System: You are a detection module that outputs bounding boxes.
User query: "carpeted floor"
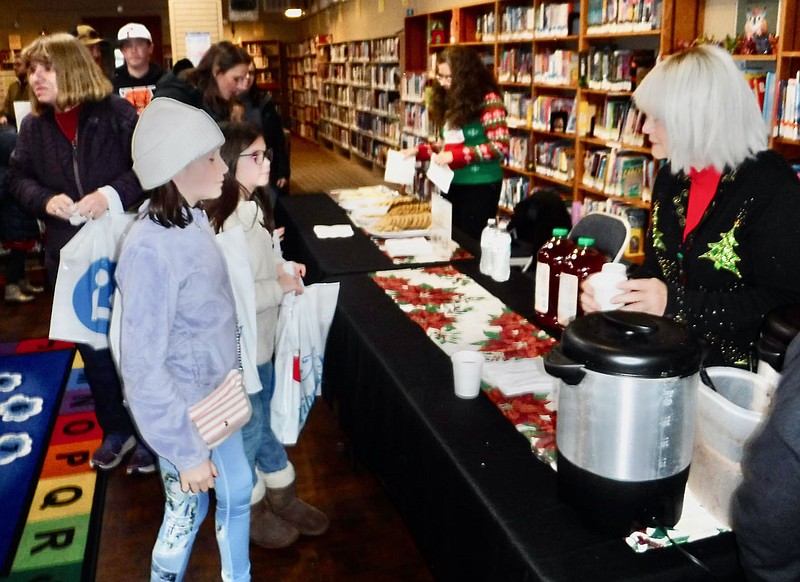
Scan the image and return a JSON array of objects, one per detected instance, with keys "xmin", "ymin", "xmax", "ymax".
[{"xmin": 0, "ymin": 340, "xmax": 105, "ymax": 582}]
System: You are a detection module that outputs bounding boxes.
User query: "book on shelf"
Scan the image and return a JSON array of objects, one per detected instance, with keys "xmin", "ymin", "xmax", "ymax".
[
  {"xmin": 534, "ymin": 49, "xmax": 579, "ymax": 86},
  {"xmin": 508, "ymin": 136, "xmax": 532, "ymax": 171},
  {"xmin": 401, "ymin": 73, "xmax": 427, "ymax": 100},
  {"xmin": 588, "ymin": 46, "xmax": 655, "ymax": 91},
  {"xmin": 477, "ymin": 11, "xmax": 497, "ymax": 41},
  {"xmin": 593, "ymin": 96, "xmax": 632, "ymax": 141},
  {"xmin": 586, "ymin": 0, "xmax": 662, "ymax": 34},
  {"xmin": 576, "ymin": 100, "xmax": 597, "ymax": 137},
  {"xmin": 532, "ymin": 96, "xmax": 575, "ymax": 133},
  {"xmin": 582, "ymin": 147, "xmax": 653, "ymax": 201},
  {"xmin": 499, "ymin": 5, "xmax": 535, "ymax": 40},
  {"xmin": 535, "ymin": 140, "xmax": 575, "ymax": 182},
  {"xmin": 505, "ymin": 92, "xmax": 534, "ymax": 128},
  {"xmin": 498, "ymin": 48, "xmax": 533, "ymax": 84},
  {"xmin": 500, "ymin": 176, "xmax": 530, "ymax": 209},
  {"xmin": 777, "ymin": 74, "xmax": 800, "ymax": 140},
  {"xmin": 534, "ymin": 2, "xmax": 578, "ymax": 38}
]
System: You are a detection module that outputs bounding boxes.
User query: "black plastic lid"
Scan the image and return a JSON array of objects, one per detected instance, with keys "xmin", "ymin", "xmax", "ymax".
[{"xmin": 561, "ymin": 311, "xmax": 702, "ymax": 378}]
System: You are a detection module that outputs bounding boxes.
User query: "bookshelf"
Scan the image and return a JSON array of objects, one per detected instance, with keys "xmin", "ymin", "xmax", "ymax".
[
  {"xmin": 242, "ymin": 40, "xmax": 287, "ymax": 124},
  {"xmin": 770, "ymin": 1, "xmax": 800, "ymax": 155},
  {"xmin": 401, "ymin": 0, "xmax": 705, "ymax": 261},
  {"xmin": 317, "ymin": 35, "xmax": 402, "ymax": 169},
  {"xmin": 287, "ymin": 35, "xmax": 330, "ymax": 141}
]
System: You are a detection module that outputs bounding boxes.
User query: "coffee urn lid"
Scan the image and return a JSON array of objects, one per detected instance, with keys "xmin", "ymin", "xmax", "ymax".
[{"xmin": 561, "ymin": 311, "xmax": 702, "ymax": 378}]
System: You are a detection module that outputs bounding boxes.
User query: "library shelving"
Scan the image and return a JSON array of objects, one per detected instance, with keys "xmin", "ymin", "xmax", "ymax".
[
  {"xmin": 242, "ymin": 40, "xmax": 287, "ymax": 125},
  {"xmin": 287, "ymin": 35, "xmax": 330, "ymax": 141},
  {"xmin": 770, "ymin": 1, "xmax": 800, "ymax": 156},
  {"xmin": 402, "ymin": 0, "xmax": 705, "ymax": 229},
  {"xmin": 317, "ymin": 36, "xmax": 402, "ymax": 169}
]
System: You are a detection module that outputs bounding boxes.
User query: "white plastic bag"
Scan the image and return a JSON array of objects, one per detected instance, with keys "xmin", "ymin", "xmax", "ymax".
[
  {"xmin": 271, "ymin": 281, "xmax": 340, "ymax": 445},
  {"xmin": 49, "ymin": 211, "xmax": 134, "ymax": 349}
]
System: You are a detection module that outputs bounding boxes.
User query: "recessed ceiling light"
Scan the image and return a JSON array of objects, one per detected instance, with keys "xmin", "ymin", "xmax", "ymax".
[{"xmin": 284, "ymin": 7, "xmax": 303, "ymax": 17}]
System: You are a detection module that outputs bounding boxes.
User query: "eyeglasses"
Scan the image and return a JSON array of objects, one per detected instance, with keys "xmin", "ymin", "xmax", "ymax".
[
  {"xmin": 435, "ymin": 74, "xmax": 452, "ymax": 82},
  {"xmin": 239, "ymin": 149, "xmax": 273, "ymax": 165}
]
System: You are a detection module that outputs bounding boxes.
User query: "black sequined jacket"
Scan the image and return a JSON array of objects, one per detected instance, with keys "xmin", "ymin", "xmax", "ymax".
[{"xmin": 633, "ymin": 150, "xmax": 800, "ymax": 367}]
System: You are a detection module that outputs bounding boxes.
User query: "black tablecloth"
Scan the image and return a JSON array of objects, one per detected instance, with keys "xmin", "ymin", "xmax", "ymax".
[
  {"xmin": 275, "ymin": 193, "xmax": 480, "ymax": 284},
  {"xmin": 321, "ymin": 265, "xmax": 743, "ymax": 581},
  {"xmin": 275, "ymin": 193, "xmax": 398, "ymax": 283}
]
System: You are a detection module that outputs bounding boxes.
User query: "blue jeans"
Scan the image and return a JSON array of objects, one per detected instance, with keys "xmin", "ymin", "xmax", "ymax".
[
  {"xmin": 241, "ymin": 361, "xmax": 289, "ymax": 486},
  {"xmin": 151, "ymin": 431, "xmax": 251, "ymax": 582}
]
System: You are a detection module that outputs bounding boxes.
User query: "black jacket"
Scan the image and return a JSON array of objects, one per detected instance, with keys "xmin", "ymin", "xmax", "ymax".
[
  {"xmin": 9, "ymin": 97, "xmax": 143, "ymax": 274},
  {"xmin": 112, "ymin": 62, "xmax": 164, "ymax": 95},
  {"xmin": 634, "ymin": 150, "xmax": 800, "ymax": 367},
  {"xmin": 733, "ymin": 334, "xmax": 800, "ymax": 581},
  {"xmin": 154, "ymin": 71, "xmax": 226, "ymax": 123},
  {"xmin": 0, "ymin": 129, "xmax": 39, "ymax": 242}
]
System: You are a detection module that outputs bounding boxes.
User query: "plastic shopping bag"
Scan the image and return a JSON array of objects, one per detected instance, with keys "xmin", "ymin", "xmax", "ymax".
[
  {"xmin": 272, "ymin": 281, "xmax": 340, "ymax": 445},
  {"xmin": 50, "ymin": 211, "xmax": 134, "ymax": 349}
]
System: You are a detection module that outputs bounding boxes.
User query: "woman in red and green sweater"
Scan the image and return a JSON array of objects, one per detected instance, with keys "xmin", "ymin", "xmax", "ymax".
[{"xmin": 403, "ymin": 46, "xmax": 509, "ymax": 241}]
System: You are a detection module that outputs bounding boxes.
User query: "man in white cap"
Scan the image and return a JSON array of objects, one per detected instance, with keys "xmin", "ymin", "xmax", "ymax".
[{"xmin": 113, "ymin": 22, "xmax": 164, "ymax": 114}]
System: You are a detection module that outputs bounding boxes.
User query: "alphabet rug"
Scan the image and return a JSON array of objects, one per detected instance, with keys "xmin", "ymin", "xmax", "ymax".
[{"xmin": 0, "ymin": 339, "xmax": 105, "ymax": 582}]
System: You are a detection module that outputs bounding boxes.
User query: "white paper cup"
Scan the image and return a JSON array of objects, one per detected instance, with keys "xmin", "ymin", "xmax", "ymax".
[{"xmin": 451, "ymin": 350, "xmax": 485, "ymax": 399}]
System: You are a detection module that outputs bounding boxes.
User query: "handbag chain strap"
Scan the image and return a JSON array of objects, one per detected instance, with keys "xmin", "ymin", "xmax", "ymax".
[{"xmin": 236, "ymin": 320, "xmax": 243, "ymax": 374}]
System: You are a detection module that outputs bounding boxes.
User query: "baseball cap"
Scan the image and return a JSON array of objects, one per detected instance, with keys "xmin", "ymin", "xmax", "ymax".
[
  {"xmin": 73, "ymin": 24, "xmax": 105, "ymax": 46},
  {"xmin": 117, "ymin": 23, "xmax": 152, "ymax": 44}
]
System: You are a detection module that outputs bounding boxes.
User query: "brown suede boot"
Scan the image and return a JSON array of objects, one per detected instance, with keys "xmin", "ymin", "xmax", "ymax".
[
  {"xmin": 249, "ymin": 499, "xmax": 300, "ymax": 549},
  {"xmin": 266, "ymin": 481, "xmax": 330, "ymax": 536}
]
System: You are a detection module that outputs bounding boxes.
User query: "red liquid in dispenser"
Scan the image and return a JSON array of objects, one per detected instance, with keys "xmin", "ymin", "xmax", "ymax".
[
  {"xmin": 534, "ymin": 227, "xmax": 575, "ymax": 330},
  {"xmin": 557, "ymin": 237, "xmax": 607, "ymax": 327}
]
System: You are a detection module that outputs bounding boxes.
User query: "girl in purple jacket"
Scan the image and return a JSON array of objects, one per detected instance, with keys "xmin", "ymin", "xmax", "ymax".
[{"xmin": 116, "ymin": 98, "xmax": 251, "ymax": 581}]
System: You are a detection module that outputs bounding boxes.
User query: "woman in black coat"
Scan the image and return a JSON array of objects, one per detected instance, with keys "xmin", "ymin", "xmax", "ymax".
[{"xmin": 10, "ymin": 33, "xmax": 152, "ymax": 474}]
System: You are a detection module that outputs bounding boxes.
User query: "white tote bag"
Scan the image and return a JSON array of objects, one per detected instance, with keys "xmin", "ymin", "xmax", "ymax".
[
  {"xmin": 272, "ymin": 281, "xmax": 340, "ymax": 445},
  {"xmin": 215, "ymin": 226, "xmax": 263, "ymax": 395},
  {"xmin": 49, "ymin": 211, "xmax": 134, "ymax": 350}
]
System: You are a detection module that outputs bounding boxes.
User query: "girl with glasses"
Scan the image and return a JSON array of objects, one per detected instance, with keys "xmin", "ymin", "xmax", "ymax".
[
  {"xmin": 205, "ymin": 122, "xmax": 329, "ymax": 549},
  {"xmin": 240, "ymin": 62, "xmax": 291, "ymax": 201}
]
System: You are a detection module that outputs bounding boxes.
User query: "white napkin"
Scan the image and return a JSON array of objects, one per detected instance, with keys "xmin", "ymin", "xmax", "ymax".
[
  {"xmin": 313, "ymin": 224, "xmax": 354, "ymax": 239},
  {"xmin": 481, "ymin": 357, "xmax": 556, "ymax": 398},
  {"xmin": 384, "ymin": 237, "xmax": 435, "ymax": 257}
]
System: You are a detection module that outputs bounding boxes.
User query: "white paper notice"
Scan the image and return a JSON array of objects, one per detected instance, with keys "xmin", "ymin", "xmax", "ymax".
[
  {"xmin": 383, "ymin": 150, "xmax": 416, "ymax": 185},
  {"xmin": 426, "ymin": 161, "xmax": 454, "ymax": 193}
]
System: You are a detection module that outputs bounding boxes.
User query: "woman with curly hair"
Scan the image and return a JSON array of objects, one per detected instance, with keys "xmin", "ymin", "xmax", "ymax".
[
  {"xmin": 154, "ymin": 40, "xmax": 251, "ymax": 123},
  {"xmin": 403, "ymin": 46, "xmax": 509, "ymax": 241}
]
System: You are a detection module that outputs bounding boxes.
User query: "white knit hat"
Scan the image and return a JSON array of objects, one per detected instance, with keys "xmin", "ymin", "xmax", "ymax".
[{"xmin": 132, "ymin": 98, "xmax": 224, "ymax": 190}]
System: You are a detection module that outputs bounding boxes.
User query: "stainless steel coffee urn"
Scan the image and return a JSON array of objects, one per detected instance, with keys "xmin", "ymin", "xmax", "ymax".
[{"xmin": 544, "ymin": 311, "xmax": 702, "ymax": 536}]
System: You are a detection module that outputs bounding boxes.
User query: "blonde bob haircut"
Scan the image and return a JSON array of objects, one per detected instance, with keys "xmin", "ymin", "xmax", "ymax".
[
  {"xmin": 633, "ymin": 44, "xmax": 768, "ymax": 175},
  {"xmin": 22, "ymin": 32, "xmax": 112, "ymax": 115}
]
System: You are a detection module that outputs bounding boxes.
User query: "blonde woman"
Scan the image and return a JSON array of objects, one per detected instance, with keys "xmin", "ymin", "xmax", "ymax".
[
  {"xmin": 9, "ymin": 33, "xmax": 152, "ymax": 473},
  {"xmin": 581, "ymin": 44, "xmax": 800, "ymax": 367}
]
